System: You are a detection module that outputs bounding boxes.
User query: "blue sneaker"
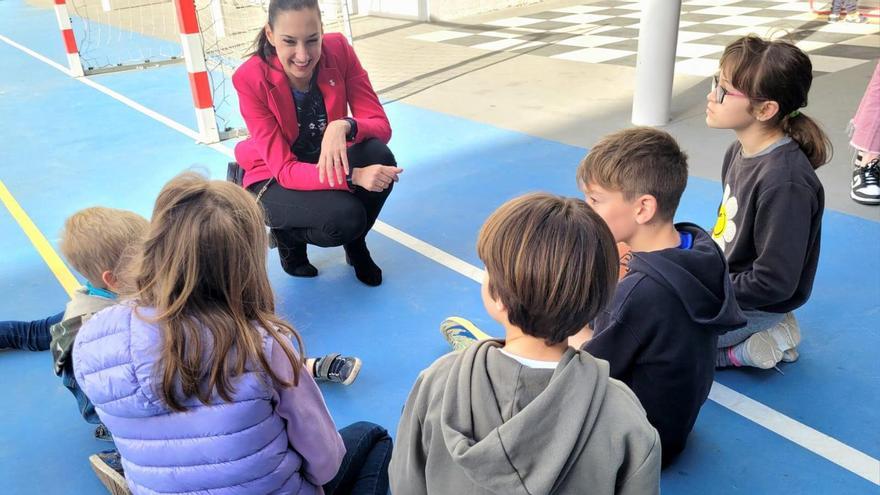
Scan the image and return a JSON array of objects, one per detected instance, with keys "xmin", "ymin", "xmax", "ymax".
[
  {"xmin": 89, "ymin": 450, "xmax": 130, "ymax": 495},
  {"xmin": 441, "ymin": 317, "xmax": 493, "ymax": 352},
  {"xmin": 314, "ymin": 353, "xmax": 362, "ymax": 386}
]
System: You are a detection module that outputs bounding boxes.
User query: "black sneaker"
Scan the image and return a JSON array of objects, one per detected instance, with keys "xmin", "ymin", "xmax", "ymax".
[
  {"xmin": 852, "ymin": 158, "xmax": 880, "ymax": 205},
  {"xmin": 314, "ymin": 353, "xmax": 362, "ymax": 385},
  {"xmin": 89, "ymin": 450, "xmax": 130, "ymax": 495}
]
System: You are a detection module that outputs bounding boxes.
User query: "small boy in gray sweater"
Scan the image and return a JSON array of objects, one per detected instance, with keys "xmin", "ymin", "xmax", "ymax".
[{"xmin": 390, "ymin": 193, "xmax": 661, "ymax": 495}]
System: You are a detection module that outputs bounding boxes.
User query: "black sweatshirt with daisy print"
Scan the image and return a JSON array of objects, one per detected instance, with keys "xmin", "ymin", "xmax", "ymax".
[{"xmin": 713, "ymin": 138, "xmax": 824, "ymax": 313}]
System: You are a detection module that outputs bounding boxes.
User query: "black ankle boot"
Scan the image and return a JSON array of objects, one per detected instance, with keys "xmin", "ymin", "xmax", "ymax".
[
  {"xmin": 278, "ymin": 236, "xmax": 318, "ymax": 278},
  {"xmin": 344, "ymin": 240, "xmax": 381, "ymax": 286}
]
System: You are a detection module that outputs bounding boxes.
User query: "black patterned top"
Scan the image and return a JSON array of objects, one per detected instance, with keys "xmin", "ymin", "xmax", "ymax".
[{"xmin": 290, "ymin": 69, "xmax": 328, "ymax": 164}]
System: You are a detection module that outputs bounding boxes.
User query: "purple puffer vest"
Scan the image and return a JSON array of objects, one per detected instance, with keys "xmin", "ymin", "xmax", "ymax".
[{"xmin": 73, "ymin": 304, "xmax": 308, "ymax": 494}]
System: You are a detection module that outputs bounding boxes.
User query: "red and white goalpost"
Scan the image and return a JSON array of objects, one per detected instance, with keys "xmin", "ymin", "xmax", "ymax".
[
  {"xmin": 51, "ymin": 0, "xmax": 354, "ymax": 144},
  {"xmin": 52, "ymin": 0, "xmax": 85, "ymax": 77},
  {"xmin": 175, "ymin": 0, "xmax": 221, "ymax": 143}
]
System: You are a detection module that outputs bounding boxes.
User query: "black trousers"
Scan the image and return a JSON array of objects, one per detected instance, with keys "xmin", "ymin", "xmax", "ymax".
[{"xmin": 249, "ymin": 139, "xmax": 396, "ymax": 249}]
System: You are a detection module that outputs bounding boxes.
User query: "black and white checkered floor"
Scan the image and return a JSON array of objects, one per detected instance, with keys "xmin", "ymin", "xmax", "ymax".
[{"xmin": 410, "ymin": 0, "xmax": 879, "ymax": 76}]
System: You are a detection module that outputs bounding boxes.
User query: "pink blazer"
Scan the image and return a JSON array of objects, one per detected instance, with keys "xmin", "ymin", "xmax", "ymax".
[{"xmin": 233, "ymin": 33, "xmax": 392, "ymax": 190}]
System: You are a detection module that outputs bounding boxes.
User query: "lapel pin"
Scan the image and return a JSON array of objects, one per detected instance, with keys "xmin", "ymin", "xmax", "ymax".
[{"xmin": 329, "ymin": 79, "xmax": 336, "ymax": 86}]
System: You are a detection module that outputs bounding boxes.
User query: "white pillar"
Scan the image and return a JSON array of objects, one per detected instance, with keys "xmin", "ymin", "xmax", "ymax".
[{"xmin": 631, "ymin": 0, "xmax": 682, "ymax": 127}]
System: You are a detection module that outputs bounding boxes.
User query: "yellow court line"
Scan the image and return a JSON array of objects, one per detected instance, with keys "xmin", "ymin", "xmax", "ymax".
[{"xmin": 0, "ymin": 179, "xmax": 78, "ymax": 297}]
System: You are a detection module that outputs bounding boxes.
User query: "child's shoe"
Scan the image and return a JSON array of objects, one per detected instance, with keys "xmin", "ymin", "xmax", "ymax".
[
  {"xmin": 766, "ymin": 312, "xmax": 801, "ymax": 354},
  {"xmin": 441, "ymin": 317, "xmax": 492, "ymax": 352},
  {"xmin": 828, "ymin": 13, "xmax": 840, "ymax": 22},
  {"xmin": 782, "ymin": 348, "xmax": 799, "ymax": 363},
  {"xmin": 313, "ymin": 353, "xmax": 362, "ymax": 385},
  {"xmin": 729, "ymin": 331, "xmax": 784, "ymax": 369},
  {"xmin": 89, "ymin": 450, "xmax": 130, "ymax": 495},
  {"xmin": 845, "ymin": 13, "xmax": 867, "ymax": 23},
  {"xmin": 94, "ymin": 423, "xmax": 113, "ymax": 442}
]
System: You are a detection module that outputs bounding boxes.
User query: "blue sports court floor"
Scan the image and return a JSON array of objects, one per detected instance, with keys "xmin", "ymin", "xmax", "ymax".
[{"xmin": 1, "ymin": 1, "xmax": 878, "ymax": 493}]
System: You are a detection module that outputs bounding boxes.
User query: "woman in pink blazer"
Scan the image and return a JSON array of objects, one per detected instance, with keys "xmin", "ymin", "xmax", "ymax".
[{"xmin": 234, "ymin": 0, "xmax": 403, "ymax": 286}]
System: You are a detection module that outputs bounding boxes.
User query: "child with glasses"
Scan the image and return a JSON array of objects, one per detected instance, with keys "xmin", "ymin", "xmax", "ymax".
[{"xmin": 706, "ymin": 35, "xmax": 830, "ymax": 370}]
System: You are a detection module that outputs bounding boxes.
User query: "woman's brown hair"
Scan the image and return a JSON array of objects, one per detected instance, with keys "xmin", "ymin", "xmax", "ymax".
[
  {"xmin": 250, "ymin": 0, "xmax": 321, "ymax": 63},
  {"xmin": 720, "ymin": 35, "xmax": 832, "ymax": 169},
  {"xmin": 134, "ymin": 172, "xmax": 304, "ymax": 411},
  {"xmin": 477, "ymin": 193, "xmax": 618, "ymax": 345}
]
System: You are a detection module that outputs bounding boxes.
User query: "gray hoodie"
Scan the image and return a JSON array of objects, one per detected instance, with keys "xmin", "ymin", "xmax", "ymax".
[{"xmin": 390, "ymin": 340, "xmax": 661, "ymax": 495}]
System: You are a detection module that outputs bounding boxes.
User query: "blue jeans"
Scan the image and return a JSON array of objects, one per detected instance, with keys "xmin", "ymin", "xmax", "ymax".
[
  {"xmin": 0, "ymin": 311, "xmax": 63, "ymax": 351},
  {"xmin": 832, "ymin": 0, "xmax": 858, "ymax": 14},
  {"xmin": 324, "ymin": 421, "xmax": 392, "ymax": 495},
  {"xmin": 717, "ymin": 310, "xmax": 786, "ymax": 348},
  {"xmin": 61, "ymin": 366, "xmax": 101, "ymax": 425}
]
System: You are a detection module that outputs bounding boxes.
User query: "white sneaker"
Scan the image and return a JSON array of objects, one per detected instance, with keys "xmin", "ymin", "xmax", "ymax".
[
  {"xmin": 845, "ymin": 13, "xmax": 867, "ymax": 23},
  {"xmin": 766, "ymin": 312, "xmax": 802, "ymax": 353},
  {"xmin": 738, "ymin": 331, "xmax": 784, "ymax": 369},
  {"xmin": 828, "ymin": 13, "xmax": 840, "ymax": 22},
  {"xmin": 782, "ymin": 348, "xmax": 799, "ymax": 363}
]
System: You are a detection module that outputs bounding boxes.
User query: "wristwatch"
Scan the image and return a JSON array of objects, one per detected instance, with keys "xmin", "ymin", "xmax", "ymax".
[
  {"xmin": 346, "ymin": 169, "xmax": 355, "ymax": 191},
  {"xmin": 343, "ymin": 117, "xmax": 358, "ymax": 142}
]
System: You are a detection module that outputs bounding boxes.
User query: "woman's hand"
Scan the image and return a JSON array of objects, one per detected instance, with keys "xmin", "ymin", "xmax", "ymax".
[
  {"xmin": 352, "ymin": 165, "xmax": 403, "ymax": 192},
  {"xmin": 317, "ymin": 120, "xmax": 351, "ymax": 187}
]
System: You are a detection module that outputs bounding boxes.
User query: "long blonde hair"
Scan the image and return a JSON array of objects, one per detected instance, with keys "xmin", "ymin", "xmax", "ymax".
[{"xmin": 134, "ymin": 172, "xmax": 303, "ymax": 411}]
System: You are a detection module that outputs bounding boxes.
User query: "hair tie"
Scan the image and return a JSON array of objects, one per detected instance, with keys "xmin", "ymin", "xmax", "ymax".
[{"xmin": 789, "ymin": 110, "xmax": 800, "ymax": 118}]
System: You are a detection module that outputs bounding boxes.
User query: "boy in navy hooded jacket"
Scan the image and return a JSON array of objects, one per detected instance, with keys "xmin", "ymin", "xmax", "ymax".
[{"xmin": 575, "ymin": 128, "xmax": 746, "ymax": 465}]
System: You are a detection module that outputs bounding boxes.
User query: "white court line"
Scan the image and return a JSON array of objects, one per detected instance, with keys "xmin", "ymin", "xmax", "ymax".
[
  {"xmin": 710, "ymin": 383, "xmax": 880, "ymax": 485},
  {"xmin": 0, "ymin": 34, "xmax": 230, "ymax": 157},
  {"xmin": 2, "ymin": 31, "xmax": 879, "ymax": 487},
  {"xmin": 372, "ymin": 222, "xmax": 485, "ymax": 282}
]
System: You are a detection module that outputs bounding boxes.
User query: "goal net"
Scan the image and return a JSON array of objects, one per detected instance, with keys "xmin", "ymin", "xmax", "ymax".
[
  {"xmin": 67, "ymin": 0, "xmax": 184, "ymax": 74},
  {"xmin": 61, "ymin": 0, "xmax": 353, "ymax": 139}
]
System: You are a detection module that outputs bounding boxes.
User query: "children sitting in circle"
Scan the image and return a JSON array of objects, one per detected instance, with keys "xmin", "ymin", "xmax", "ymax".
[{"xmin": 1, "ymin": 31, "xmax": 834, "ymax": 494}]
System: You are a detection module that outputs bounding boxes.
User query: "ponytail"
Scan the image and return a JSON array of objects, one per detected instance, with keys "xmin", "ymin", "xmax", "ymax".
[
  {"xmin": 783, "ymin": 112, "xmax": 833, "ymax": 169},
  {"xmin": 250, "ymin": 28, "xmax": 274, "ymax": 62}
]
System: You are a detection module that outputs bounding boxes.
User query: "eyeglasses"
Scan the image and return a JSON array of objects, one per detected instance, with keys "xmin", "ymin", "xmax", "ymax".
[{"xmin": 711, "ymin": 75, "xmax": 747, "ymax": 104}]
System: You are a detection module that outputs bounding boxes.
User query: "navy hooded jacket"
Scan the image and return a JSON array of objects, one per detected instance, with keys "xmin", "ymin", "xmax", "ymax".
[{"xmin": 584, "ymin": 223, "xmax": 746, "ymax": 466}]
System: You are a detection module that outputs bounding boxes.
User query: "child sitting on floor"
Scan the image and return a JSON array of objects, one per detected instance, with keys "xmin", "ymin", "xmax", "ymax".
[
  {"xmin": 3, "ymin": 208, "xmax": 148, "ymax": 445},
  {"xmin": 443, "ymin": 128, "xmax": 746, "ymax": 466},
  {"xmin": 707, "ymin": 35, "xmax": 829, "ymax": 370},
  {"xmin": 74, "ymin": 173, "xmax": 392, "ymax": 495},
  {"xmin": 393, "ymin": 192, "xmax": 660, "ymax": 494}
]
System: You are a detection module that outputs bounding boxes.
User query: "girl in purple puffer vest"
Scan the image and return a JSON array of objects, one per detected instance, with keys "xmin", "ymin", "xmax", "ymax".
[{"xmin": 73, "ymin": 172, "xmax": 392, "ymax": 495}]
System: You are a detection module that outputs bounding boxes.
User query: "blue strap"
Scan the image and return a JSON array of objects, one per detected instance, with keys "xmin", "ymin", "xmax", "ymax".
[
  {"xmin": 678, "ymin": 231, "xmax": 694, "ymax": 250},
  {"xmin": 85, "ymin": 281, "xmax": 118, "ymax": 300}
]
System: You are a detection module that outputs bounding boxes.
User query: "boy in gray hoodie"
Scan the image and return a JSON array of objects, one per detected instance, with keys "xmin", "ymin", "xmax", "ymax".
[{"xmin": 390, "ymin": 193, "xmax": 661, "ymax": 495}]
